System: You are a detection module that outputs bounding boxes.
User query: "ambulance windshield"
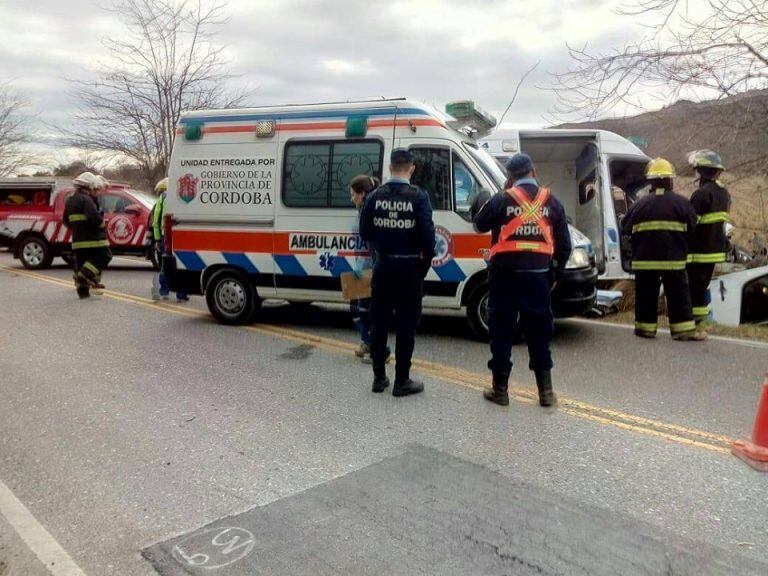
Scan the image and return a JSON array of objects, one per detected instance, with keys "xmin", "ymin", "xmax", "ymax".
[{"xmin": 463, "ymin": 142, "xmax": 506, "ymax": 192}]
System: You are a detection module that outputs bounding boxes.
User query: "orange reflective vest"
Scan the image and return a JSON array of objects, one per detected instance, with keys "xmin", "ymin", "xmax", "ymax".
[{"xmin": 489, "ymin": 186, "xmax": 555, "ymax": 258}]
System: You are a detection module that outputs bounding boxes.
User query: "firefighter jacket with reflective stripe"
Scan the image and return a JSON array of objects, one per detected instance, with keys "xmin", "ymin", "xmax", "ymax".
[
  {"xmin": 689, "ymin": 179, "xmax": 730, "ymax": 264},
  {"xmin": 63, "ymin": 190, "xmax": 109, "ymax": 250},
  {"xmin": 152, "ymin": 192, "xmax": 166, "ymax": 240},
  {"xmin": 473, "ymin": 181, "xmax": 571, "ymax": 272},
  {"xmin": 621, "ymin": 187, "xmax": 698, "ymax": 271}
]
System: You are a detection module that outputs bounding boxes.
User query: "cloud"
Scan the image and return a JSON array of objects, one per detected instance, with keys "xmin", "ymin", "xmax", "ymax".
[{"xmin": 0, "ymin": 0, "xmax": 653, "ymax": 162}]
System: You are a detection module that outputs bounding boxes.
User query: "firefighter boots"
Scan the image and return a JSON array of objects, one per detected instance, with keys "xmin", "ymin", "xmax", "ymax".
[
  {"xmin": 535, "ymin": 370, "xmax": 557, "ymax": 407},
  {"xmin": 392, "ymin": 377, "xmax": 424, "ymax": 397},
  {"xmin": 483, "ymin": 371, "xmax": 510, "ymax": 406},
  {"xmin": 672, "ymin": 329, "xmax": 708, "ymax": 342}
]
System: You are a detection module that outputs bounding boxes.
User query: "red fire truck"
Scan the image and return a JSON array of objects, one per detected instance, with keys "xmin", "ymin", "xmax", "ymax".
[{"xmin": 0, "ymin": 177, "xmax": 156, "ymax": 269}]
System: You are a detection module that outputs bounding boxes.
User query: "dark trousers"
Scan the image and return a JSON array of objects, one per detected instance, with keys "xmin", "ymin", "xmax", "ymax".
[
  {"xmin": 634, "ymin": 270, "xmax": 695, "ymax": 336},
  {"xmin": 369, "ymin": 259, "xmax": 423, "ymax": 381},
  {"xmin": 350, "ymin": 298, "xmax": 372, "ymax": 345},
  {"xmin": 687, "ymin": 263, "xmax": 715, "ymax": 324},
  {"xmin": 74, "ymin": 247, "xmax": 112, "ymax": 283},
  {"xmin": 487, "ymin": 266, "xmax": 554, "ymax": 375}
]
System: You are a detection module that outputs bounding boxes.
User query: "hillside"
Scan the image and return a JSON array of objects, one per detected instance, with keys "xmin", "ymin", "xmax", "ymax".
[{"xmin": 558, "ymin": 91, "xmax": 768, "ymax": 244}]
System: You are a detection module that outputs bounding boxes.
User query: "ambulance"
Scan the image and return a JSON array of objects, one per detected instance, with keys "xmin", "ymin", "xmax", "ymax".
[
  {"xmin": 163, "ymin": 98, "xmax": 600, "ymax": 339},
  {"xmin": 480, "ymin": 128, "xmax": 651, "ymax": 280}
]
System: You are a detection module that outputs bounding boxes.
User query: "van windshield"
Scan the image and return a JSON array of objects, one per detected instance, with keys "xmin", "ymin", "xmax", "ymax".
[{"xmin": 462, "ymin": 142, "xmax": 506, "ymax": 192}]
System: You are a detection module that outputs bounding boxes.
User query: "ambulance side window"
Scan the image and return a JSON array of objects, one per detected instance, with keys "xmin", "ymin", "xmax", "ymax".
[
  {"xmin": 452, "ymin": 154, "xmax": 479, "ymax": 213},
  {"xmin": 409, "ymin": 147, "xmax": 451, "ymax": 211},
  {"xmin": 283, "ymin": 139, "xmax": 383, "ymax": 208}
]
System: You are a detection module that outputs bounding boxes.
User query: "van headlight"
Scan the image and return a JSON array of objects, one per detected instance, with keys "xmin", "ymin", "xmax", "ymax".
[{"xmin": 566, "ymin": 247, "xmax": 591, "ymax": 269}]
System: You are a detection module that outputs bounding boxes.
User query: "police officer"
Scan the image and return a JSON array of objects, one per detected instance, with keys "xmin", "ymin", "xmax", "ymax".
[
  {"xmin": 359, "ymin": 149, "xmax": 435, "ymax": 396},
  {"xmin": 621, "ymin": 158, "xmax": 705, "ymax": 341},
  {"xmin": 472, "ymin": 153, "xmax": 571, "ymax": 407},
  {"xmin": 63, "ymin": 172, "xmax": 112, "ymax": 299},
  {"xmin": 686, "ymin": 150, "xmax": 731, "ymax": 326}
]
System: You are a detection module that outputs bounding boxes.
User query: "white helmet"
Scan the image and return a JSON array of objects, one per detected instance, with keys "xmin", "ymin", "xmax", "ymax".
[
  {"xmin": 72, "ymin": 171, "xmax": 100, "ymax": 190},
  {"xmin": 95, "ymin": 175, "xmax": 109, "ymax": 190}
]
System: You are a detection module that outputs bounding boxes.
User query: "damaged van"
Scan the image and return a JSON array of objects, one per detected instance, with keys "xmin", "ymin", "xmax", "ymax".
[{"xmin": 480, "ymin": 128, "xmax": 650, "ymax": 280}]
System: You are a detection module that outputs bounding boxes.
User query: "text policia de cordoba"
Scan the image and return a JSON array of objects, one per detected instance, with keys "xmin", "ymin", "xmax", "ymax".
[{"xmin": 181, "ymin": 158, "xmax": 274, "ymax": 205}]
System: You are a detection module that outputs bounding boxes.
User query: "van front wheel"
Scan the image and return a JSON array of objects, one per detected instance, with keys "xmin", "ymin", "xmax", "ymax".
[
  {"xmin": 466, "ymin": 281, "xmax": 490, "ymax": 342},
  {"xmin": 205, "ymin": 269, "xmax": 259, "ymax": 325}
]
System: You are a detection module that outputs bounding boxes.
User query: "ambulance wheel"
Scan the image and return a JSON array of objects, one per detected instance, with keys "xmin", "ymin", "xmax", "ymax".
[
  {"xmin": 466, "ymin": 281, "xmax": 490, "ymax": 342},
  {"xmin": 19, "ymin": 235, "xmax": 53, "ymax": 269},
  {"xmin": 205, "ymin": 269, "xmax": 259, "ymax": 325}
]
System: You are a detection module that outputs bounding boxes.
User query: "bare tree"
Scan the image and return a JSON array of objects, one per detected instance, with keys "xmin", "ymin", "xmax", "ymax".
[
  {"xmin": 0, "ymin": 84, "xmax": 33, "ymax": 176},
  {"xmin": 65, "ymin": 0, "xmax": 247, "ymax": 189},
  {"xmin": 552, "ymin": 0, "xmax": 768, "ymax": 123}
]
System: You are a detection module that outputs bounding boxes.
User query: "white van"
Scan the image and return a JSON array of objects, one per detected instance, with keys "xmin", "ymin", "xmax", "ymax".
[
  {"xmin": 163, "ymin": 99, "xmax": 599, "ymax": 339},
  {"xmin": 480, "ymin": 129, "xmax": 650, "ymax": 280}
]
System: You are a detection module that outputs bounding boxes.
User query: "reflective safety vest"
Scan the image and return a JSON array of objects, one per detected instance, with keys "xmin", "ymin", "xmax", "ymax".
[{"xmin": 490, "ymin": 186, "xmax": 554, "ymax": 258}]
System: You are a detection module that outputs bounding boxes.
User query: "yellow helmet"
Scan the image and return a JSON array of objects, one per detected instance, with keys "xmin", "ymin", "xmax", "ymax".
[
  {"xmin": 154, "ymin": 177, "xmax": 168, "ymax": 194},
  {"xmin": 646, "ymin": 158, "xmax": 675, "ymax": 180}
]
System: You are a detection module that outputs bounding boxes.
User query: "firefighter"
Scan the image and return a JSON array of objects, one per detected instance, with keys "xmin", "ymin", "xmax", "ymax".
[
  {"xmin": 151, "ymin": 177, "xmax": 188, "ymax": 302},
  {"xmin": 687, "ymin": 150, "xmax": 731, "ymax": 326},
  {"xmin": 359, "ymin": 148, "xmax": 435, "ymax": 396},
  {"xmin": 471, "ymin": 153, "xmax": 571, "ymax": 407},
  {"xmin": 63, "ymin": 172, "xmax": 112, "ymax": 299},
  {"xmin": 621, "ymin": 158, "xmax": 705, "ymax": 340}
]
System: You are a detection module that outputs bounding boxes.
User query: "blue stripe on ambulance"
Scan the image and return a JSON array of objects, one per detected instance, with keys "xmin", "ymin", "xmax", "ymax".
[
  {"xmin": 178, "ymin": 107, "xmax": 429, "ymax": 125},
  {"xmin": 273, "ymin": 255, "xmax": 307, "ymax": 276},
  {"xmin": 223, "ymin": 252, "xmax": 259, "ymax": 274},
  {"xmin": 433, "ymin": 260, "xmax": 467, "ymax": 283},
  {"xmin": 329, "ymin": 257, "xmax": 353, "ymax": 277},
  {"xmin": 176, "ymin": 250, "xmax": 206, "ymax": 271}
]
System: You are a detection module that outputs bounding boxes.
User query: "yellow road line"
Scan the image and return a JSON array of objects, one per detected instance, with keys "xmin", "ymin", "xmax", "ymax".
[{"xmin": 0, "ymin": 265, "xmax": 735, "ymax": 454}]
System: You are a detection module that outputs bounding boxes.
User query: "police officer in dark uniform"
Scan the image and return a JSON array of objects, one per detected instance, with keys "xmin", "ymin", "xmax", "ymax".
[
  {"xmin": 686, "ymin": 150, "xmax": 731, "ymax": 327},
  {"xmin": 63, "ymin": 172, "xmax": 112, "ymax": 299},
  {"xmin": 621, "ymin": 158, "xmax": 705, "ymax": 341},
  {"xmin": 472, "ymin": 153, "xmax": 571, "ymax": 407},
  {"xmin": 359, "ymin": 149, "xmax": 436, "ymax": 396}
]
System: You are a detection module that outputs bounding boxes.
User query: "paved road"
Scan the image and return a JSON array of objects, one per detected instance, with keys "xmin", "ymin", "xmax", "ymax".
[{"xmin": 1, "ymin": 251, "xmax": 767, "ymax": 575}]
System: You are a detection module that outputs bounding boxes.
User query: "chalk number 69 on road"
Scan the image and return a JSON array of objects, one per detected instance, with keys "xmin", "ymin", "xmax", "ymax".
[{"xmin": 172, "ymin": 526, "xmax": 256, "ymax": 570}]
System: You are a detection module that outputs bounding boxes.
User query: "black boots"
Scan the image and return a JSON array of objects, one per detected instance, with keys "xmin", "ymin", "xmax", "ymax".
[
  {"xmin": 392, "ymin": 377, "xmax": 424, "ymax": 397},
  {"xmin": 534, "ymin": 370, "xmax": 557, "ymax": 407},
  {"xmin": 372, "ymin": 367, "xmax": 390, "ymax": 393},
  {"xmin": 483, "ymin": 371, "xmax": 510, "ymax": 406}
]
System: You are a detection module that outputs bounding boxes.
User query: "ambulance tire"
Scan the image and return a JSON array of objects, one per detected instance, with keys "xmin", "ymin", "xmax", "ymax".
[
  {"xmin": 466, "ymin": 281, "xmax": 490, "ymax": 342},
  {"xmin": 205, "ymin": 269, "xmax": 259, "ymax": 325},
  {"xmin": 18, "ymin": 235, "xmax": 53, "ymax": 270}
]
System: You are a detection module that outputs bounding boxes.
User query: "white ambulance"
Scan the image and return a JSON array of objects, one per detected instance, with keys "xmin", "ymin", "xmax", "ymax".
[
  {"xmin": 163, "ymin": 98, "xmax": 599, "ymax": 339},
  {"xmin": 480, "ymin": 128, "xmax": 651, "ymax": 280}
]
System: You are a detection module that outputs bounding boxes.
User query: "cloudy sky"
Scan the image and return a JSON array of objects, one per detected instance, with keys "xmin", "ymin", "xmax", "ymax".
[{"xmin": 0, "ymin": 0, "xmax": 682, "ymax": 165}]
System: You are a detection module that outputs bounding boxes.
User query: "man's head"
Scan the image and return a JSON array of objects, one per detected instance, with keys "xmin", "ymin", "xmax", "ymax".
[
  {"xmin": 389, "ymin": 148, "xmax": 415, "ymax": 179},
  {"xmin": 688, "ymin": 149, "xmax": 724, "ymax": 181},
  {"xmin": 72, "ymin": 171, "xmax": 100, "ymax": 195},
  {"xmin": 505, "ymin": 153, "xmax": 535, "ymax": 181},
  {"xmin": 645, "ymin": 157, "xmax": 675, "ymax": 191},
  {"xmin": 154, "ymin": 177, "xmax": 169, "ymax": 196}
]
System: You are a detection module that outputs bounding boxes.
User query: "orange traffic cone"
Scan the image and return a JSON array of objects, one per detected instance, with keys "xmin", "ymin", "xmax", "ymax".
[{"xmin": 732, "ymin": 373, "xmax": 768, "ymax": 472}]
